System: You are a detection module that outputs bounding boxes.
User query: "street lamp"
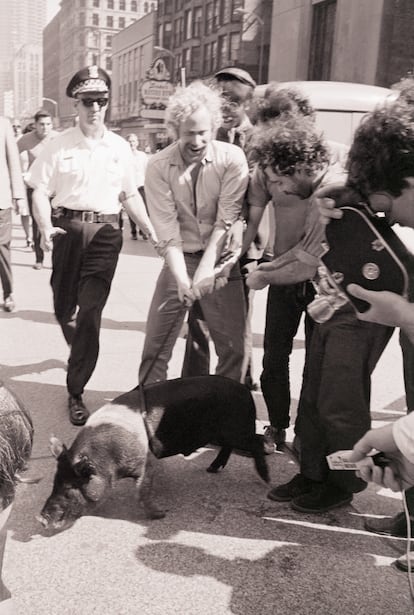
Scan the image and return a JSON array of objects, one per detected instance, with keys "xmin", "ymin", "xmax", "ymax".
[
  {"xmin": 234, "ymin": 7, "xmax": 265, "ymax": 85},
  {"xmin": 154, "ymin": 45, "xmax": 186, "ymax": 87}
]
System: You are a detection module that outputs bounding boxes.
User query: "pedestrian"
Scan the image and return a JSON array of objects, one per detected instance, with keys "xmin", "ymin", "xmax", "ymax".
[
  {"xmin": 182, "ymin": 66, "xmax": 267, "ymax": 390},
  {"xmin": 27, "ymin": 65, "xmax": 157, "ymax": 426},
  {"xmin": 0, "ymin": 117, "xmax": 27, "ymax": 313},
  {"xmin": 11, "ymin": 118, "xmax": 32, "ymax": 250},
  {"xmin": 316, "ymin": 99, "xmax": 414, "ymax": 567},
  {"xmin": 139, "ymin": 81, "xmax": 248, "ymax": 385},
  {"xmin": 10, "ymin": 120, "xmax": 22, "ymax": 140},
  {"xmin": 18, "ymin": 109, "xmax": 57, "ymax": 270},
  {"xmin": 244, "ymin": 84, "xmax": 349, "ymax": 454},
  {"xmin": 0, "ymin": 382, "xmax": 33, "ymax": 614},
  {"xmin": 123, "ymin": 133, "xmax": 149, "ymax": 240},
  {"xmin": 263, "ymin": 105, "xmax": 403, "ymax": 512}
]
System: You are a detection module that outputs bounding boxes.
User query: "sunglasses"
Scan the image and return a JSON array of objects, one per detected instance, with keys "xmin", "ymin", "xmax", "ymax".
[
  {"xmin": 80, "ymin": 98, "xmax": 109, "ymax": 108},
  {"xmin": 12, "ymin": 124, "xmax": 21, "ymax": 128}
]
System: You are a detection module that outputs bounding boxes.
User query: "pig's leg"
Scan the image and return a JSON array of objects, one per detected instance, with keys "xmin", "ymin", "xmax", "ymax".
[
  {"xmin": 136, "ymin": 453, "xmax": 165, "ymax": 520},
  {"xmin": 207, "ymin": 446, "xmax": 232, "ymax": 473}
]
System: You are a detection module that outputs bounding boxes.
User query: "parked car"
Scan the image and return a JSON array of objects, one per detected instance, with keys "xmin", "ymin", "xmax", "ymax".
[{"xmin": 254, "ymin": 80, "xmax": 398, "ymax": 144}]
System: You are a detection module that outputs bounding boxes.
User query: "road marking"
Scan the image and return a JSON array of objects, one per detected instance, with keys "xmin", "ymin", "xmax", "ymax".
[{"xmin": 262, "ymin": 515, "xmax": 407, "ymax": 541}]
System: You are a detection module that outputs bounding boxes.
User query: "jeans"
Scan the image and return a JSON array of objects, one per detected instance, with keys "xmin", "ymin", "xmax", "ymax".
[
  {"xmin": 51, "ymin": 216, "xmax": 122, "ymax": 396},
  {"xmin": 260, "ymin": 282, "xmax": 315, "ymax": 429},
  {"xmin": 139, "ymin": 255, "xmax": 247, "ymax": 385},
  {"xmin": 299, "ymin": 306, "xmax": 393, "ymax": 493}
]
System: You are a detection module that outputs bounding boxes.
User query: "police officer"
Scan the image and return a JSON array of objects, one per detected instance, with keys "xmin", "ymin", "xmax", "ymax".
[{"xmin": 28, "ymin": 66, "xmax": 157, "ymax": 425}]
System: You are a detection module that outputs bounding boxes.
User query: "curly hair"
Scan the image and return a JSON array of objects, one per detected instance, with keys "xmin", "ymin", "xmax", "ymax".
[
  {"xmin": 347, "ymin": 101, "xmax": 414, "ymax": 197},
  {"xmin": 250, "ymin": 83, "xmax": 316, "ymax": 125},
  {"xmin": 0, "ymin": 384, "xmax": 33, "ymax": 509},
  {"xmin": 165, "ymin": 81, "xmax": 223, "ymax": 139},
  {"xmin": 248, "ymin": 115, "xmax": 328, "ymax": 176}
]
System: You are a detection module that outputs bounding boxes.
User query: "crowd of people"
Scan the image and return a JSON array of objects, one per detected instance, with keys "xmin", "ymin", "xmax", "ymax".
[{"xmin": 3, "ymin": 62, "xmax": 414, "ymax": 610}]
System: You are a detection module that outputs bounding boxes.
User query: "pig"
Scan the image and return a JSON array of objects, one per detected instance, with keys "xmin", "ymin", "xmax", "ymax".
[{"xmin": 39, "ymin": 375, "xmax": 268, "ymax": 530}]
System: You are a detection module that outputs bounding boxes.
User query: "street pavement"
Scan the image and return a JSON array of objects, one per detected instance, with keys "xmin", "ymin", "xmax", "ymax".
[{"xmin": 1, "ymin": 214, "xmax": 414, "ymax": 614}]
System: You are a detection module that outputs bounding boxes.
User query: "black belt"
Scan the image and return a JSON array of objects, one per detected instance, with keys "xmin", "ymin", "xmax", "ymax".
[
  {"xmin": 184, "ymin": 250, "xmax": 204, "ymax": 257},
  {"xmin": 61, "ymin": 208, "xmax": 119, "ymax": 224}
]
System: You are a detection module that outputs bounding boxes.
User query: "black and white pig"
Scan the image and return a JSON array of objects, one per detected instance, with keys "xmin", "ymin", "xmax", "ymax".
[{"xmin": 39, "ymin": 376, "xmax": 269, "ymax": 530}]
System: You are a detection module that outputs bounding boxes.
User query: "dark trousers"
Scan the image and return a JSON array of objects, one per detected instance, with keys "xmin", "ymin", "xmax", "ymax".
[
  {"xmin": 181, "ymin": 257, "xmax": 255, "ymax": 383},
  {"xmin": 51, "ymin": 216, "xmax": 122, "ymax": 396},
  {"xmin": 399, "ymin": 329, "xmax": 414, "ymax": 515},
  {"xmin": 298, "ymin": 307, "xmax": 393, "ymax": 493},
  {"xmin": 27, "ymin": 188, "xmax": 44, "ymax": 264},
  {"xmin": 260, "ymin": 282, "xmax": 315, "ymax": 429},
  {"xmin": 0, "ymin": 208, "xmax": 12, "ymax": 299}
]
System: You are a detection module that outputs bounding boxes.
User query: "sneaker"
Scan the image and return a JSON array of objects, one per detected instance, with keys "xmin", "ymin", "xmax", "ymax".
[
  {"xmin": 364, "ymin": 512, "xmax": 414, "ymax": 537},
  {"xmin": 291, "ymin": 482, "xmax": 352, "ymax": 513},
  {"xmin": 395, "ymin": 552, "xmax": 414, "ymax": 572},
  {"xmin": 3, "ymin": 295, "xmax": 15, "ymax": 312},
  {"xmin": 267, "ymin": 473, "xmax": 316, "ymax": 502},
  {"xmin": 263, "ymin": 426, "xmax": 286, "ymax": 454},
  {"xmin": 68, "ymin": 394, "xmax": 89, "ymax": 426}
]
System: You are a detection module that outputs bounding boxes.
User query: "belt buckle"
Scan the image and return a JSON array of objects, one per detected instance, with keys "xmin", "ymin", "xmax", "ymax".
[{"xmin": 81, "ymin": 211, "xmax": 95, "ymax": 223}]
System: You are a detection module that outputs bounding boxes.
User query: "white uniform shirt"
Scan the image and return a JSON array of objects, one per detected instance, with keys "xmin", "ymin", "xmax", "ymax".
[
  {"xmin": 132, "ymin": 149, "xmax": 149, "ymax": 188},
  {"xmin": 27, "ymin": 126, "xmax": 137, "ymax": 214},
  {"xmin": 393, "ymin": 412, "xmax": 414, "ymax": 464}
]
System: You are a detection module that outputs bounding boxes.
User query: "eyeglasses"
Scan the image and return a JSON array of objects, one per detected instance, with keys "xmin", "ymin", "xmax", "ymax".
[{"xmin": 80, "ymin": 98, "xmax": 109, "ymax": 108}]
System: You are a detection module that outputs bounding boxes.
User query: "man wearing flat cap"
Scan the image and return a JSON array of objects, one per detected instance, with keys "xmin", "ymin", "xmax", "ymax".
[{"xmin": 27, "ymin": 65, "xmax": 157, "ymax": 426}]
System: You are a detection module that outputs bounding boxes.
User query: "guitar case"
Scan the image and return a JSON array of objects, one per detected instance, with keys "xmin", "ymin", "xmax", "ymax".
[{"xmin": 320, "ymin": 188, "xmax": 412, "ymax": 313}]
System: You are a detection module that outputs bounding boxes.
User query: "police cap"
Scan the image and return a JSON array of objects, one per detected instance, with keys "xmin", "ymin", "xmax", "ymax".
[
  {"xmin": 66, "ymin": 65, "xmax": 111, "ymax": 98},
  {"xmin": 214, "ymin": 67, "xmax": 256, "ymax": 89}
]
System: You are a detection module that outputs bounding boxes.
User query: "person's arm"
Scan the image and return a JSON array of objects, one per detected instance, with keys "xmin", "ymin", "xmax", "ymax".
[
  {"xmin": 346, "ymin": 285, "xmax": 414, "ymax": 341},
  {"xmin": 32, "ymin": 186, "xmax": 65, "ymax": 251},
  {"xmin": 120, "ymin": 191, "xmax": 157, "ymax": 244},
  {"xmin": 348, "ymin": 416, "xmax": 414, "ymax": 491},
  {"xmin": 246, "ymin": 200, "xmax": 324, "ymax": 289}
]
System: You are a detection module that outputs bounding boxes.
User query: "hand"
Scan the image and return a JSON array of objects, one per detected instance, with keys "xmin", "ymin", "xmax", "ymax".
[
  {"xmin": 12, "ymin": 198, "xmax": 22, "ymax": 214},
  {"xmin": 40, "ymin": 227, "xmax": 67, "ymax": 252},
  {"xmin": 348, "ymin": 425, "xmax": 414, "ymax": 491},
  {"xmin": 347, "ymin": 284, "xmax": 409, "ymax": 327},
  {"xmin": 224, "ymin": 219, "xmax": 244, "ymax": 254},
  {"xmin": 176, "ymin": 279, "xmax": 194, "ymax": 306},
  {"xmin": 314, "ymin": 197, "xmax": 343, "ymax": 226}
]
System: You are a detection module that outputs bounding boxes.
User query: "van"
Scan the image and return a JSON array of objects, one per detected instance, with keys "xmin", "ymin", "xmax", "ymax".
[{"xmin": 255, "ymin": 81, "xmax": 398, "ymax": 145}]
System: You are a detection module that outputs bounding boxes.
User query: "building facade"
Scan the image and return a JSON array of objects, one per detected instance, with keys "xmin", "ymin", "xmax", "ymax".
[
  {"xmin": 43, "ymin": 13, "xmax": 61, "ymax": 126},
  {"xmin": 50, "ymin": 0, "xmax": 157, "ymax": 127},
  {"xmin": 269, "ymin": 0, "xmax": 414, "ymax": 87},
  {"xmin": 0, "ymin": 0, "xmax": 47, "ymax": 118}
]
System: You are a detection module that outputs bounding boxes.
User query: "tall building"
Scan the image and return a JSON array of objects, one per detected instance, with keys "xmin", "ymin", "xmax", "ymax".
[
  {"xmin": 0, "ymin": 0, "xmax": 47, "ymax": 117},
  {"xmin": 52, "ymin": 0, "xmax": 157, "ymax": 127}
]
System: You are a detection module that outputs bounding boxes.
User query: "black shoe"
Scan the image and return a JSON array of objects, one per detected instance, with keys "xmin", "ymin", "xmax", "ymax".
[
  {"xmin": 3, "ymin": 294, "xmax": 15, "ymax": 312},
  {"xmin": 395, "ymin": 553, "xmax": 414, "ymax": 572},
  {"xmin": 131, "ymin": 233, "xmax": 138, "ymax": 240},
  {"xmin": 291, "ymin": 482, "xmax": 352, "ymax": 513},
  {"xmin": 68, "ymin": 394, "xmax": 89, "ymax": 426},
  {"xmin": 33, "ymin": 262, "xmax": 43, "ymax": 270},
  {"xmin": 364, "ymin": 512, "xmax": 414, "ymax": 537},
  {"xmin": 263, "ymin": 426, "xmax": 287, "ymax": 454},
  {"xmin": 267, "ymin": 473, "xmax": 316, "ymax": 502}
]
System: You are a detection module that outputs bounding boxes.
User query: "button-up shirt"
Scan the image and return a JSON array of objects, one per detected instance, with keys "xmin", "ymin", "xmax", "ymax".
[
  {"xmin": 144, "ymin": 140, "xmax": 249, "ymax": 256},
  {"xmin": 27, "ymin": 126, "xmax": 137, "ymax": 214}
]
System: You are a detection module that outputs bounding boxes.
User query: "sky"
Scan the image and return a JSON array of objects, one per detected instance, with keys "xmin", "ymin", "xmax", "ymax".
[{"xmin": 46, "ymin": 0, "xmax": 61, "ymax": 24}]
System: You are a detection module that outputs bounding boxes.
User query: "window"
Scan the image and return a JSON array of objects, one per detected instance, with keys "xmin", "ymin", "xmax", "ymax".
[
  {"xmin": 106, "ymin": 57, "xmax": 112, "ymax": 71},
  {"xmin": 79, "ymin": 0, "xmax": 85, "ymax": 6},
  {"xmin": 193, "ymin": 7, "xmax": 202, "ymax": 37},
  {"xmin": 92, "ymin": 13, "xmax": 99, "ymax": 25},
  {"xmin": 205, "ymin": 3, "xmax": 213, "ymax": 35},
  {"xmin": 107, "ymin": 15, "xmax": 113, "ymax": 27},
  {"xmin": 163, "ymin": 22, "xmax": 172, "ymax": 50},
  {"xmin": 144, "ymin": 1, "xmax": 148, "ymax": 11},
  {"xmin": 119, "ymin": 0, "xmax": 126, "ymax": 9},
  {"xmin": 119, "ymin": 16, "xmax": 125, "ymax": 27},
  {"xmin": 231, "ymin": 0, "xmax": 243, "ymax": 20},
  {"xmin": 93, "ymin": 0, "xmax": 99, "ymax": 6},
  {"xmin": 92, "ymin": 53, "xmax": 99, "ymax": 65},
  {"xmin": 107, "ymin": 0, "xmax": 114, "ymax": 7},
  {"xmin": 165, "ymin": 0, "xmax": 173, "ymax": 14},
  {"xmin": 211, "ymin": 40, "xmax": 217, "ymax": 73},
  {"xmin": 79, "ymin": 32, "xmax": 85, "ymax": 45},
  {"xmin": 191, "ymin": 45, "xmax": 200, "ymax": 73},
  {"xmin": 213, "ymin": 0, "xmax": 220, "ymax": 29},
  {"xmin": 218, "ymin": 34, "xmax": 228, "ymax": 65},
  {"xmin": 229, "ymin": 32, "xmax": 240, "ymax": 63},
  {"xmin": 308, "ymin": 0, "xmax": 337, "ymax": 80},
  {"xmin": 203, "ymin": 42, "xmax": 211, "ymax": 74},
  {"xmin": 79, "ymin": 12, "xmax": 85, "ymax": 25},
  {"xmin": 106, "ymin": 35, "xmax": 112, "ymax": 47},
  {"xmin": 131, "ymin": 0, "xmax": 137, "ymax": 9},
  {"xmin": 184, "ymin": 9, "xmax": 192, "ymax": 40}
]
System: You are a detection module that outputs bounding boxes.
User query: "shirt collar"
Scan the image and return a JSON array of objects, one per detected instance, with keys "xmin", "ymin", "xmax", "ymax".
[
  {"xmin": 170, "ymin": 141, "xmax": 214, "ymax": 167},
  {"xmin": 73, "ymin": 124, "xmax": 111, "ymax": 147}
]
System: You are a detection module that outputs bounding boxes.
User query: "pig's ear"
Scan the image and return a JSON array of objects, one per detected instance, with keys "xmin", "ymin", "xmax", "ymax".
[
  {"xmin": 49, "ymin": 436, "xmax": 66, "ymax": 458},
  {"xmin": 83, "ymin": 475, "xmax": 106, "ymax": 501},
  {"xmin": 73, "ymin": 455, "xmax": 96, "ymax": 479}
]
